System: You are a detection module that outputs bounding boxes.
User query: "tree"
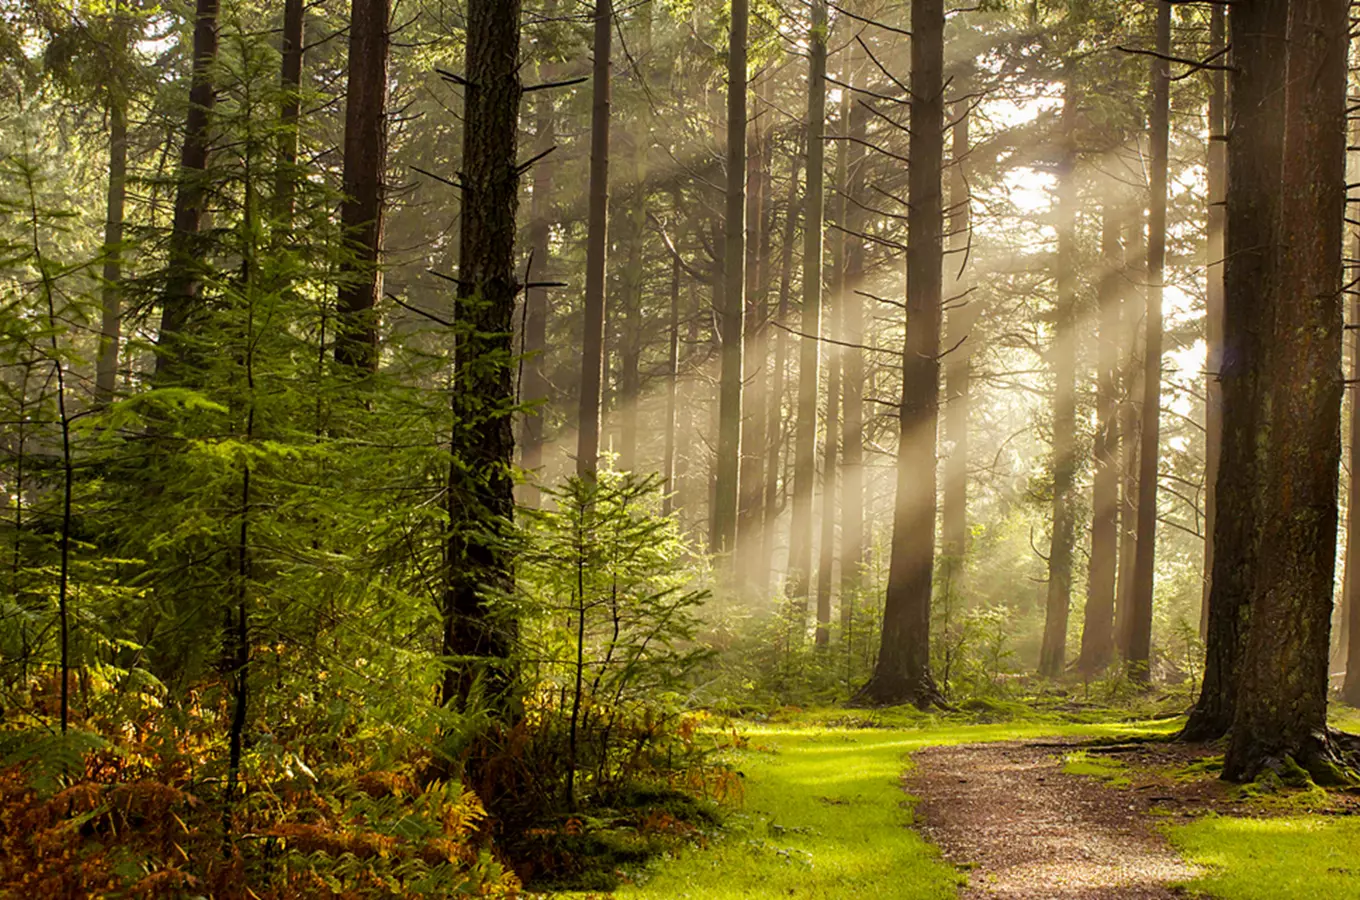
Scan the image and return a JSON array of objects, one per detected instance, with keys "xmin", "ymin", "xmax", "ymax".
[
  {"xmin": 577, "ymin": 0, "xmax": 612, "ymax": 479},
  {"xmin": 155, "ymin": 0, "xmax": 219, "ymax": 379},
  {"xmin": 1223, "ymin": 0, "xmax": 1348, "ymax": 781},
  {"xmin": 442, "ymin": 0, "xmax": 523, "ymax": 708},
  {"xmin": 840, "ymin": 44, "xmax": 869, "ymax": 602},
  {"xmin": 333, "ymin": 0, "xmax": 390, "ymax": 371},
  {"xmin": 711, "ymin": 0, "xmax": 747, "ymax": 556},
  {"xmin": 940, "ymin": 89, "xmax": 972, "ymax": 597},
  {"xmin": 857, "ymin": 0, "xmax": 945, "ymax": 708},
  {"xmin": 788, "ymin": 0, "xmax": 827, "ymax": 611},
  {"xmin": 1125, "ymin": 0, "xmax": 1171, "ymax": 684},
  {"xmin": 1199, "ymin": 0, "xmax": 1225, "ymax": 638},
  {"xmin": 1039, "ymin": 69, "xmax": 1079, "ymax": 679},
  {"xmin": 1184, "ymin": 0, "xmax": 1287, "ymax": 741}
]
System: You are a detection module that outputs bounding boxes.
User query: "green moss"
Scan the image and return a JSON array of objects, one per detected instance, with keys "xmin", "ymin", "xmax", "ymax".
[
  {"xmin": 1062, "ymin": 750, "xmax": 1132, "ymax": 789},
  {"xmin": 1169, "ymin": 815, "xmax": 1360, "ymax": 899}
]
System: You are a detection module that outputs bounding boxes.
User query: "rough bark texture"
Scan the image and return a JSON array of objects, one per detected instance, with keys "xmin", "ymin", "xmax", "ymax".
[
  {"xmin": 1040, "ymin": 73, "xmax": 1079, "ymax": 680},
  {"xmin": 95, "ymin": 97, "xmax": 127, "ymax": 402},
  {"xmin": 1183, "ymin": 0, "xmax": 1287, "ymax": 741},
  {"xmin": 154, "ymin": 0, "xmax": 218, "ymax": 380},
  {"xmin": 711, "ymin": 0, "xmax": 747, "ymax": 556},
  {"xmin": 1126, "ymin": 0, "xmax": 1171, "ymax": 684},
  {"xmin": 856, "ymin": 0, "xmax": 944, "ymax": 708},
  {"xmin": 576, "ymin": 0, "xmax": 611, "ymax": 479},
  {"xmin": 788, "ymin": 0, "xmax": 827, "ymax": 610},
  {"xmin": 441, "ymin": 0, "xmax": 522, "ymax": 709},
  {"xmin": 1200, "ymin": 0, "xmax": 1225, "ymax": 639},
  {"xmin": 333, "ymin": 0, "xmax": 390, "ymax": 371},
  {"xmin": 1224, "ymin": 0, "xmax": 1347, "ymax": 782},
  {"xmin": 1345, "ymin": 202, "xmax": 1360, "ymax": 707},
  {"xmin": 1078, "ymin": 206, "xmax": 1122, "ymax": 676}
]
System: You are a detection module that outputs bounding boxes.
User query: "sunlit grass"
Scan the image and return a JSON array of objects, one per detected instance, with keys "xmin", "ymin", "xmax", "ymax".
[
  {"xmin": 1169, "ymin": 815, "xmax": 1360, "ymax": 900},
  {"xmin": 604, "ymin": 713, "xmax": 1178, "ymax": 899},
  {"xmin": 1062, "ymin": 749, "xmax": 1132, "ymax": 788}
]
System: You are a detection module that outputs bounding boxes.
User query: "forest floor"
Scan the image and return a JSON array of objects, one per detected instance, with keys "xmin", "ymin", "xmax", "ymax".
[{"xmin": 576, "ymin": 706, "xmax": 1360, "ymax": 900}]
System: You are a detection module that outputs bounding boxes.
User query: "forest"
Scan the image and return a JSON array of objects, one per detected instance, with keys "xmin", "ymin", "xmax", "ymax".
[{"xmin": 3, "ymin": 0, "xmax": 1360, "ymax": 896}]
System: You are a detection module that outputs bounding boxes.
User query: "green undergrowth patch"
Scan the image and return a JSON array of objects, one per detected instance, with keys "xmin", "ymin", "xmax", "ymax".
[
  {"xmin": 561, "ymin": 711, "xmax": 1180, "ymax": 899},
  {"xmin": 1168, "ymin": 814, "xmax": 1360, "ymax": 900},
  {"xmin": 1062, "ymin": 750, "xmax": 1132, "ymax": 788}
]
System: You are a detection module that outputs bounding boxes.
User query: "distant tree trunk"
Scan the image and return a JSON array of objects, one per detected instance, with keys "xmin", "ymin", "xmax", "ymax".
[
  {"xmin": 1079, "ymin": 205, "xmax": 1122, "ymax": 675},
  {"xmin": 941, "ymin": 91, "xmax": 972, "ymax": 594},
  {"xmin": 1344, "ymin": 184, "xmax": 1360, "ymax": 707},
  {"xmin": 739, "ymin": 75, "xmax": 770, "ymax": 561},
  {"xmin": 817, "ymin": 87, "xmax": 851, "ymax": 646},
  {"xmin": 274, "ymin": 0, "xmax": 304, "ymax": 222},
  {"xmin": 1115, "ymin": 209, "xmax": 1145, "ymax": 659},
  {"xmin": 663, "ymin": 250, "xmax": 682, "ymax": 517},
  {"xmin": 577, "ymin": 0, "xmax": 612, "ymax": 479},
  {"xmin": 95, "ymin": 96, "xmax": 127, "ymax": 402},
  {"xmin": 712, "ymin": 0, "xmax": 748, "ymax": 556},
  {"xmin": 789, "ymin": 0, "xmax": 827, "ymax": 609},
  {"xmin": 764, "ymin": 149, "xmax": 802, "ymax": 592},
  {"xmin": 1040, "ymin": 71, "xmax": 1079, "ymax": 680},
  {"xmin": 1224, "ymin": 0, "xmax": 1347, "ymax": 782},
  {"xmin": 857, "ymin": 0, "xmax": 945, "ymax": 708},
  {"xmin": 1200, "ymin": 0, "xmax": 1225, "ymax": 639},
  {"xmin": 155, "ymin": 0, "xmax": 218, "ymax": 379},
  {"xmin": 521, "ymin": 43, "xmax": 554, "ymax": 508},
  {"xmin": 1184, "ymin": 0, "xmax": 1287, "ymax": 741},
  {"xmin": 441, "ymin": 0, "xmax": 522, "ymax": 709},
  {"xmin": 333, "ymin": 0, "xmax": 390, "ymax": 371},
  {"xmin": 1126, "ymin": 0, "xmax": 1171, "ymax": 685},
  {"xmin": 840, "ymin": 50, "xmax": 869, "ymax": 605}
]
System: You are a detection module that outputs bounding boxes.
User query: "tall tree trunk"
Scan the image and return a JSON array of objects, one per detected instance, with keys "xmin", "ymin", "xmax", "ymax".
[
  {"xmin": 764, "ymin": 150, "xmax": 802, "ymax": 592},
  {"xmin": 521, "ymin": 34, "xmax": 554, "ymax": 508},
  {"xmin": 739, "ymin": 75, "xmax": 770, "ymax": 562},
  {"xmin": 817, "ymin": 86, "xmax": 850, "ymax": 646},
  {"xmin": 441, "ymin": 0, "xmax": 522, "ymax": 708},
  {"xmin": 663, "ymin": 249, "xmax": 682, "ymax": 517},
  {"xmin": 155, "ymin": 0, "xmax": 218, "ymax": 379},
  {"xmin": 1184, "ymin": 0, "xmax": 1288, "ymax": 741},
  {"xmin": 1126, "ymin": 0, "xmax": 1171, "ymax": 684},
  {"xmin": 95, "ymin": 96, "xmax": 127, "ymax": 402},
  {"xmin": 1116, "ymin": 209, "xmax": 1145, "ymax": 659},
  {"xmin": 1200, "ymin": 0, "xmax": 1225, "ymax": 639},
  {"xmin": 333, "ymin": 0, "xmax": 390, "ymax": 371},
  {"xmin": 712, "ymin": 0, "xmax": 748, "ymax": 556},
  {"xmin": 857, "ymin": 0, "xmax": 945, "ymax": 708},
  {"xmin": 941, "ymin": 90, "xmax": 972, "ymax": 593},
  {"xmin": 1224, "ymin": 0, "xmax": 1347, "ymax": 781},
  {"xmin": 1040, "ymin": 71, "xmax": 1079, "ymax": 679},
  {"xmin": 1344, "ymin": 170, "xmax": 1360, "ymax": 707},
  {"xmin": 840, "ymin": 48, "xmax": 869, "ymax": 604},
  {"xmin": 1079, "ymin": 205, "xmax": 1122, "ymax": 675},
  {"xmin": 789, "ymin": 0, "xmax": 827, "ymax": 608},
  {"xmin": 274, "ymin": 0, "xmax": 304, "ymax": 222},
  {"xmin": 577, "ymin": 0, "xmax": 612, "ymax": 479}
]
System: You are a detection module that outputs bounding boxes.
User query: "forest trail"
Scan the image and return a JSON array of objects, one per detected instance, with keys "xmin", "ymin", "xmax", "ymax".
[{"xmin": 908, "ymin": 740, "xmax": 1201, "ymax": 899}]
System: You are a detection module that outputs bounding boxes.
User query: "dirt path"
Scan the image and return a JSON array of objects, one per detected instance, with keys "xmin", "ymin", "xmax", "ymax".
[{"xmin": 907, "ymin": 741, "xmax": 1201, "ymax": 899}]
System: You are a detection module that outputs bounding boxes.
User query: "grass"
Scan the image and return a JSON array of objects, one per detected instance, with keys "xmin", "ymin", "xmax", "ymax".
[
  {"xmin": 596, "ymin": 711, "xmax": 1179, "ymax": 899},
  {"xmin": 1168, "ymin": 815, "xmax": 1360, "ymax": 899},
  {"xmin": 1061, "ymin": 749, "xmax": 1131, "ymax": 788}
]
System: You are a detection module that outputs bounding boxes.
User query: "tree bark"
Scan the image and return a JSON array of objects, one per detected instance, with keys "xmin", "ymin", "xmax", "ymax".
[
  {"xmin": 154, "ymin": 0, "xmax": 218, "ymax": 380},
  {"xmin": 1040, "ymin": 70, "xmax": 1079, "ymax": 680},
  {"xmin": 1126, "ymin": 0, "xmax": 1171, "ymax": 685},
  {"xmin": 788, "ymin": 0, "xmax": 827, "ymax": 609},
  {"xmin": 857, "ymin": 0, "xmax": 945, "ymax": 708},
  {"xmin": 274, "ymin": 0, "xmax": 304, "ymax": 224},
  {"xmin": 1200, "ymin": 0, "xmax": 1225, "ymax": 639},
  {"xmin": 712, "ymin": 0, "xmax": 748, "ymax": 556},
  {"xmin": 95, "ymin": 96, "xmax": 127, "ymax": 402},
  {"xmin": 840, "ymin": 47, "xmax": 869, "ymax": 604},
  {"xmin": 1224, "ymin": 0, "xmax": 1347, "ymax": 782},
  {"xmin": 333, "ymin": 0, "xmax": 390, "ymax": 371},
  {"xmin": 441, "ymin": 0, "xmax": 522, "ymax": 709},
  {"xmin": 1344, "ymin": 179, "xmax": 1360, "ymax": 707},
  {"xmin": 1116, "ymin": 209, "xmax": 1145, "ymax": 660},
  {"xmin": 576, "ymin": 0, "xmax": 612, "ymax": 479},
  {"xmin": 521, "ymin": 31, "xmax": 554, "ymax": 508},
  {"xmin": 739, "ymin": 74, "xmax": 770, "ymax": 563},
  {"xmin": 1184, "ymin": 0, "xmax": 1288, "ymax": 741},
  {"xmin": 1079, "ymin": 204, "xmax": 1122, "ymax": 675},
  {"xmin": 941, "ymin": 91, "xmax": 972, "ymax": 594}
]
